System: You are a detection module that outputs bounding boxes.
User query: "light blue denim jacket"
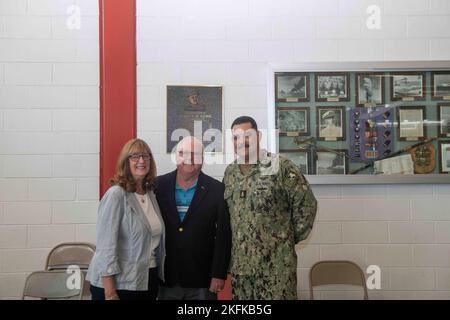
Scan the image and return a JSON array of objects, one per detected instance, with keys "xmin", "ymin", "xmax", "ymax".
[{"xmin": 86, "ymin": 185, "xmax": 165, "ymax": 291}]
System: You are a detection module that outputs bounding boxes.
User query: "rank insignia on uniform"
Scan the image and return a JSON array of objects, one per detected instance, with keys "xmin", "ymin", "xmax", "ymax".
[{"xmin": 240, "ymin": 190, "xmax": 246, "ymax": 198}]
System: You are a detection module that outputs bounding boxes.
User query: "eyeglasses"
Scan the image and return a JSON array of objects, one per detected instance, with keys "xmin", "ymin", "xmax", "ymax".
[{"xmin": 128, "ymin": 153, "xmax": 151, "ymax": 162}]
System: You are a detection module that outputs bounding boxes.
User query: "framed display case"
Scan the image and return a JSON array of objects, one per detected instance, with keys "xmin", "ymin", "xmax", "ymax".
[{"xmin": 269, "ymin": 61, "xmax": 450, "ymax": 184}]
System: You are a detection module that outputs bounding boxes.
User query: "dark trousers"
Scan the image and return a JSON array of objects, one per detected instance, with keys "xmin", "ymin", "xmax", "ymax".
[
  {"xmin": 90, "ymin": 268, "xmax": 159, "ymax": 300},
  {"xmin": 158, "ymin": 285, "xmax": 217, "ymax": 300}
]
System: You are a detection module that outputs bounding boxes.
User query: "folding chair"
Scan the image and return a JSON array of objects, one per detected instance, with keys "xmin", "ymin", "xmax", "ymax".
[
  {"xmin": 309, "ymin": 260, "xmax": 368, "ymax": 300},
  {"xmin": 45, "ymin": 242, "xmax": 96, "ymax": 271},
  {"xmin": 45, "ymin": 242, "xmax": 96, "ymax": 300},
  {"xmin": 22, "ymin": 270, "xmax": 85, "ymax": 300}
]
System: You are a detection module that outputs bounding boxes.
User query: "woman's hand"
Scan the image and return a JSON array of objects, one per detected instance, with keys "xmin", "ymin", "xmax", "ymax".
[
  {"xmin": 105, "ymin": 292, "xmax": 120, "ymax": 300},
  {"xmin": 103, "ymin": 276, "xmax": 119, "ymax": 300}
]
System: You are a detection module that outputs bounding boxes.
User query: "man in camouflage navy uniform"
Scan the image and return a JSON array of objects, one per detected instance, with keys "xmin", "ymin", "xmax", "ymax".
[{"xmin": 223, "ymin": 116, "xmax": 317, "ymax": 300}]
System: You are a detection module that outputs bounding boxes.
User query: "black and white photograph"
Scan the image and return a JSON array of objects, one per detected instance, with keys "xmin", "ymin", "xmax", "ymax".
[
  {"xmin": 390, "ymin": 72, "xmax": 426, "ymax": 101},
  {"xmin": 280, "ymin": 149, "xmax": 310, "ymax": 174},
  {"xmin": 314, "ymin": 149, "xmax": 348, "ymax": 175},
  {"xmin": 439, "ymin": 104, "xmax": 450, "ymax": 137},
  {"xmin": 277, "ymin": 107, "xmax": 310, "ymax": 136},
  {"xmin": 439, "ymin": 141, "xmax": 450, "ymax": 173},
  {"xmin": 315, "ymin": 73, "xmax": 350, "ymax": 102},
  {"xmin": 397, "ymin": 106, "xmax": 426, "ymax": 141},
  {"xmin": 316, "ymin": 106, "xmax": 346, "ymax": 141},
  {"xmin": 166, "ymin": 85, "xmax": 223, "ymax": 153},
  {"xmin": 432, "ymin": 72, "xmax": 450, "ymax": 100},
  {"xmin": 356, "ymin": 73, "xmax": 384, "ymax": 106},
  {"xmin": 275, "ymin": 73, "xmax": 309, "ymax": 102}
]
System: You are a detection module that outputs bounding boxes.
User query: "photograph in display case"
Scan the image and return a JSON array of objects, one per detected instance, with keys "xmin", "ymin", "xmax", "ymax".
[
  {"xmin": 314, "ymin": 149, "xmax": 348, "ymax": 175},
  {"xmin": 316, "ymin": 106, "xmax": 346, "ymax": 141},
  {"xmin": 356, "ymin": 73, "xmax": 384, "ymax": 106},
  {"xmin": 397, "ymin": 106, "xmax": 426, "ymax": 141},
  {"xmin": 438, "ymin": 104, "xmax": 450, "ymax": 138},
  {"xmin": 439, "ymin": 141, "xmax": 450, "ymax": 173},
  {"xmin": 315, "ymin": 73, "xmax": 350, "ymax": 102},
  {"xmin": 390, "ymin": 72, "xmax": 426, "ymax": 101},
  {"xmin": 432, "ymin": 72, "xmax": 450, "ymax": 100},
  {"xmin": 275, "ymin": 73, "xmax": 309, "ymax": 102},
  {"xmin": 277, "ymin": 107, "xmax": 310, "ymax": 136},
  {"xmin": 280, "ymin": 149, "xmax": 310, "ymax": 174}
]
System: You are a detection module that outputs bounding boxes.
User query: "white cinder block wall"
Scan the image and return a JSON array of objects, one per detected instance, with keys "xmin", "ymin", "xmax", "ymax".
[
  {"xmin": 0, "ymin": 0, "xmax": 99, "ymax": 299},
  {"xmin": 1, "ymin": 0, "xmax": 450, "ymax": 300},
  {"xmin": 137, "ymin": 0, "xmax": 450, "ymax": 299}
]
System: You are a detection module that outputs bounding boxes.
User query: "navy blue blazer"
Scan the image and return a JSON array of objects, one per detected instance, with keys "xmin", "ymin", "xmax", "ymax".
[{"xmin": 155, "ymin": 170, "xmax": 231, "ymax": 288}]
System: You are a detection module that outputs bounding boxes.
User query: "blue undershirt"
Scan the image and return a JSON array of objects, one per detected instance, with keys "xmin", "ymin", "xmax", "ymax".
[{"xmin": 175, "ymin": 181, "xmax": 197, "ymax": 222}]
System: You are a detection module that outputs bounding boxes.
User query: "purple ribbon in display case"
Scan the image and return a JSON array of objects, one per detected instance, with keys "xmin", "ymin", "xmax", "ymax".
[{"xmin": 349, "ymin": 106, "xmax": 394, "ymax": 163}]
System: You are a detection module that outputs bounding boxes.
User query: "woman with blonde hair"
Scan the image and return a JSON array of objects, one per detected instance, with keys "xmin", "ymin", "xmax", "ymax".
[{"xmin": 87, "ymin": 138, "xmax": 165, "ymax": 300}]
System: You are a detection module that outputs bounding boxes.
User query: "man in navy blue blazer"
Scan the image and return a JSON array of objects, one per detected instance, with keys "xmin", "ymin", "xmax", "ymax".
[{"xmin": 156, "ymin": 136, "xmax": 231, "ymax": 300}]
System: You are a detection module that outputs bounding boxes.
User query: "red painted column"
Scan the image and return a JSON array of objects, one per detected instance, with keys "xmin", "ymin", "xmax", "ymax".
[{"xmin": 99, "ymin": 0, "xmax": 137, "ymax": 196}]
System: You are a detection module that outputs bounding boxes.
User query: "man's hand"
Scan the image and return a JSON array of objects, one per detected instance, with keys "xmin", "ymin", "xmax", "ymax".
[{"xmin": 209, "ymin": 277, "xmax": 225, "ymax": 293}]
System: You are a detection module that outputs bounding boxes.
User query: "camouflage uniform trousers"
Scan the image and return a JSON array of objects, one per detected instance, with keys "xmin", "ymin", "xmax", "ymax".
[{"xmin": 231, "ymin": 271, "xmax": 297, "ymax": 300}]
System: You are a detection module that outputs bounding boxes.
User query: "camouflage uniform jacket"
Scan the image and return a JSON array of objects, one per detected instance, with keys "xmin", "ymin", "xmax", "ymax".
[{"xmin": 223, "ymin": 150, "xmax": 317, "ymax": 277}]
